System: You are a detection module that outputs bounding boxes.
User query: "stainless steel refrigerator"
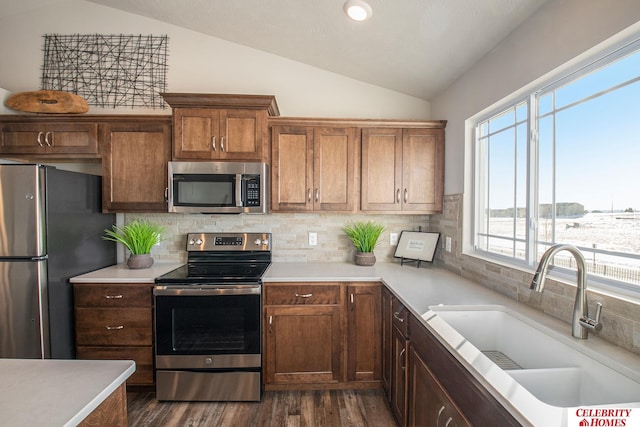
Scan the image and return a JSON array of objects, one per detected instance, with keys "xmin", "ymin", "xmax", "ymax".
[{"xmin": 0, "ymin": 164, "xmax": 116, "ymax": 359}]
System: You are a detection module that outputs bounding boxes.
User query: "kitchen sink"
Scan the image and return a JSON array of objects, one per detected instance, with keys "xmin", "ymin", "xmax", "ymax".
[{"xmin": 424, "ymin": 305, "xmax": 640, "ymax": 408}]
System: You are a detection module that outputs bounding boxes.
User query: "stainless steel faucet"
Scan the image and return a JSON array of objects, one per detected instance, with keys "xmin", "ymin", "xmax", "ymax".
[{"xmin": 530, "ymin": 243, "xmax": 603, "ymax": 339}]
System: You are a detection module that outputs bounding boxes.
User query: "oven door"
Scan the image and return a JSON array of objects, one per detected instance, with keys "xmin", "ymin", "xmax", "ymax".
[{"xmin": 154, "ymin": 285, "xmax": 261, "ymax": 369}]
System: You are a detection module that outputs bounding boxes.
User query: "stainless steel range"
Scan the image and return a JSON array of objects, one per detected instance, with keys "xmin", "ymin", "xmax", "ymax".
[{"xmin": 154, "ymin": 232, "xmax": 271, "ymax": 401}]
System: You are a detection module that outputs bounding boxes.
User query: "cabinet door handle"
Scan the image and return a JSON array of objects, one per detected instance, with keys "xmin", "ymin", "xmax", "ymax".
[
  {"xmin": 104, "ymin": 294, "xmax": 123, "ymax": 299},
  {"xmin": 396, "ymin": 188, "xmax": 400, "ymax": 203},
  {"xmin": 165, "ymin": 187, "xmax": 169, "ymax": 202},
  {"xmin": 400, "ymin": 348, "xmax": 406, "ymax": 372},
  {"xmin": 105, "ymin": 325, "xmax": 124, "ymax": 330},
  {"xmin": 436, "ymin": 405, "xmax": 446, "ymax": 426},
  {"xmin": 315, "ymin": 188, "xmax": 319, "ymax": 202},
  {"xmin": 350, "ymin": 293, "xmax": 354, "ymax": 304},
  {"xmin": 269, "ymin": 315, "xmax": 273, "ymax": 325},
  {"xmin": 221, "ymin": 136, "xmax": 225, "ymax": 151},
  {"xmin": 212, "ymin": 136, "xmax": 216, "ymax": 151},
  {"xmin": 295, "ymin": 293, "xmax": 313, "ymax": 298},
  {"xmin": 393, "ymin": 311, "xmax": 405, "ymax": 322},
  {"xmin": 404, "ymin": 188, "xmax": 408, "ymax": 203},
  {"xmin": 444, "ymin": 417, "xmax": 454, "ymax": 427},
  {"xmin": 37, "ymin": 132, "xmax": 44, "ymax": 147},
  {"xmin": 307, "ymin": 188, "xmax": 312, "ymax": 202},
  {"xmin": 45, "ymin": 131, "xmax": 52, "ymax": 146}
]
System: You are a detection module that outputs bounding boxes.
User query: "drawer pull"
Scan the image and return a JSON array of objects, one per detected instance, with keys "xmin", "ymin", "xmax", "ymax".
[
  {"xmin": 105, "ymin": 294, "xmax": 123, "ymax": 299},
  {"xmin": 105, "ymin": 325, "xmax": 124, "ymax": 330},
  {"xmin": 295, "ymin": 293, "xmax": 313, "ymax": 298},
  {"xmin": 393, "ymin": 311, "xmax": 405, "ymax": 322}
]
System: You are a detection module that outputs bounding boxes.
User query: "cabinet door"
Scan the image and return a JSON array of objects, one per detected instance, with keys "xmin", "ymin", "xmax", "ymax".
[
  {"xmin": 391, "ymin": 325, "xmax": 409, "ymax": 427},
  {"xmin": 271, "ymin": 125, "xmax": 314, "ymax": 212},
  {"xmin": 219, "ymin": 109, "xmax": 265, "ymax": 160},
  {"xmin": 347, "ymin": 283, "xmax": 381, "ymax": 382},
  {"xmin": 101, "ymin": 120, "xmax": 171, "ymax": 212},
  {"xmin": 401, "ymin": 128, "xmax": 444, "ymax": 212},
  {"xmin": 381, "ymin": 287, "xmax": 392, "ymax": 398},
  {"xmin": 265, "ymin": 305, "xmax": 342, "ymax": 384},
  {"xmin": 314, "ymin": 127, "xmax": 357, "ymax": 212},
  {"xmin": 408, "ymin": 345, "xmax": 470, "ymax": 427},
  {"xmin": 361, "ymin": 127, "xmax": 402, "ymax": 211},
  {"xmin": 172, "ymin": 108, "xmax": 218, "ymax": 159},
  {"xmin": 0, "ymin": 122, "xmax": 99, "ymax": 156}
]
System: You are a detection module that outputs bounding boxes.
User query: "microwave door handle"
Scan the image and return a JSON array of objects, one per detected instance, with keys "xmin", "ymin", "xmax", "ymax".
[{"xmin": 235, "ymin": 174, "xmax": 243, "ymax": 207}]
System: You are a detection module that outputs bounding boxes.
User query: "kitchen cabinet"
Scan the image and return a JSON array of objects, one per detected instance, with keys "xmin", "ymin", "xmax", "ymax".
[
  {"xmin": 100, "ymin": 117, "xmax": 171, "ymax": 213},
  {"xmin": 263, "ymin": 281, "xmax": 382, "ymax": 390},
  {"xmin": 407, "ymin": 313, "xmax": 520, "ymax": 426},
  {"xmin": 346, "ymin": 283, "xmax": 381, "ymax": 383},
  {"xmin": 407, "ymin": 344, "xmax": 469, "ymax": 427},
  {"xmin": 390, "ymin": 297, "xmax": 409, "ymax": 426},
  {"xmin": 361, "ymin": 126, "xmax": 444, "ymax": 213},
  {"xmin": 271, "ymin": 124, "xmax": 358, "ymax": 212},
  {"xmin": 264, "ymin": 283, "xmax": 343, "ymax": 387},
  {"xmin": 381, "ymin": 286, "xmax": 392, "ymax": 398},
  {"xmin": 162, "ymin": 93, "xmax": 279, "ymax": 162},
  {"xmin": 0, "ymin": 116, "xmax": 99, "ymax": 158},
  {"xmin": 74, "ymin": 283, "xmax": 154, "ymax": 387}
]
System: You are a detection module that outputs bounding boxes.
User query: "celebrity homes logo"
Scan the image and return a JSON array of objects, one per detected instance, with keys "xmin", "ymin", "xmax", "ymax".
[{"xmin": 571, "ymin": 408, "xmax": 637, "ymax": 426}]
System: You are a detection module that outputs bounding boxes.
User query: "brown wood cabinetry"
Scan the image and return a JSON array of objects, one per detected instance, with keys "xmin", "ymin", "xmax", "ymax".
[
  {"xmin": 381, "ymin": 286, "xmax": 392, "ymax": 398},
  {"xmin": 408, "ymin": 344, "xmax": 470, "ymax": 427},
  {"xmin": 263, "ymin": 281, "xmax": 381, "ymax": 390},
  {"xmin": 78, "ymin": 383, "xmax": 128, "ymax": 427},
  {"xmin": 271, "ymin": 124, "xmax": 358, "ymax": 212},
  {"xmin": 361, "ymin": 125, "xmax": 444, "ymax": 213},
  {"xmin": 162, "ymin": 93, "xmax": 279, "ymax": 162},
  {"xmin": 74, "ymin": 283, "xmax": 154, "ymax": 387},
  {"xmin": 390, "ymin": 297, "xmax": 409, "ymax": 426},
  {"xmin": 0, "ymin": 116, "xmax": 100, "ymax": 159},
  {"xmin": 100, "ymin": 117, "xmax": 171, "ymax": 213}
]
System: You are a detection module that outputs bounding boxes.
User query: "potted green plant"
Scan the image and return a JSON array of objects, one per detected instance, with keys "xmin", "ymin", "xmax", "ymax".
[
  {"xmin": 343, "ymin": 220, "xmax": 385, "ymax": 266},
  {"xmin": 103, "ymin": 219, "xmax": 165, "ymax": 269}
]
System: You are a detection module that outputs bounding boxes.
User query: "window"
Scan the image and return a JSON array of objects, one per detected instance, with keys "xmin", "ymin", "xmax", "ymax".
[{"xmin": 473, "ymin": 40, "xmax": 640, "ymax": 291}]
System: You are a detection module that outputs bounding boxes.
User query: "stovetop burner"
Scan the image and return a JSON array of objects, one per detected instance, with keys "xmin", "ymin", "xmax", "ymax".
[{"xmin": 155, "ymin": 232, "xmax": 272, "ymax": 285}]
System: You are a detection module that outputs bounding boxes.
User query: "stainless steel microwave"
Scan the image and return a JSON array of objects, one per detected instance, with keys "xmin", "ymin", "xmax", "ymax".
[{"xmin": 167, "ymin": 161, "xmax": 268, "ymax": 214}]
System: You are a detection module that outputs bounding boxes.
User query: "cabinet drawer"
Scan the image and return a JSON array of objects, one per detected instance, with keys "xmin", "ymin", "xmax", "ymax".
[
  {"xmin": 265, "ymin": 284, "xmax": 340, "ymax": 305},
  {"xmin": 75, "ymin": 308, "xmax": 152, "ymax": 346},
  {"xmin": 77, "ymin": 346, "xmax": 154, "ymax": 385},
  {"xmin": 74, "ymin": 284, "xmax": 152, "ymax": 308}
]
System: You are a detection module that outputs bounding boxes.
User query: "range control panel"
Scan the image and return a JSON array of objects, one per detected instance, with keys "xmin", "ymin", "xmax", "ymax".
[{"xmin": 186, "ymin": 232, "xmax": 271, "ymax": 251}]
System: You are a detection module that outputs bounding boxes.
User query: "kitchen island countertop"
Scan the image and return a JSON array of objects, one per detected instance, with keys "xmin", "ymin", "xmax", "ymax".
[{"xmin": 0, "ymin": 358, "xmax": 134, "ymax": 426}]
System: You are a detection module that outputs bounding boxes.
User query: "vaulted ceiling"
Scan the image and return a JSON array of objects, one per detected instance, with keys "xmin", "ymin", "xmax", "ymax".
[{"xmin": 5, "ymin": 0, "xmax": 550, "ymax": 100}]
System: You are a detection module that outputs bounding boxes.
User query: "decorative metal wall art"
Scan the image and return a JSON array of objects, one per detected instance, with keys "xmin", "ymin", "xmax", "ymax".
[{"xmin": 41, "ymin": 34, "xmax": 169, "ymax": 109}]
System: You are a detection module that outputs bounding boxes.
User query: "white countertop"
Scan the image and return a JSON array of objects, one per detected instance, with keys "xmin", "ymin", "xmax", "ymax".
[
  {"xmin": 0, "ymin": 359, "xmax": 135, "ymax": 426},
  {"xmin": 69, "ymin": 262, "xmax": 183, "ymax": 283}
]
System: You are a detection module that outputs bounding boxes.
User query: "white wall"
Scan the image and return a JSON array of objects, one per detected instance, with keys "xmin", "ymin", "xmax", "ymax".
[
  {"xmin": 0, "ymin": 0, "xmax": 430, "ymax": 119},
  {"xmin": 431, "ymin": 0, "xmax": 640, "ymax": 196}
]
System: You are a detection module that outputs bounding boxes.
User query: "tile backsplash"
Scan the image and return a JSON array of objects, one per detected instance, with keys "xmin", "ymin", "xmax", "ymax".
[{"xmin": 126, "ymin": 212, "xmax": 430, "ymax": 264}]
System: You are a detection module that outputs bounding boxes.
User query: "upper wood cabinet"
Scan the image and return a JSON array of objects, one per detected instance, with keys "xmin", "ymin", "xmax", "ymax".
[
  {"xmin": 0, "ymin": 116, "xmax": 100, "ymax": 159},
  {"xmin": 271, "ymin": 124, "xmax": 358, "ymax": 212},
  {"xmin": 101, "ymin": 117, "xmax": 171, "ymax": 213},
  {"xmin": 361, "ymin": 125, "xmax": 445, "ymax": 213},
  {"xmin": 162, "ymin": 93, "xmax": 279, "ymax": 162}
]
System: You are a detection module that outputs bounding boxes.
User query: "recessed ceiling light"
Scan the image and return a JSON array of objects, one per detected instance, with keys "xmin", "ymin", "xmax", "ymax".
[{"xmin": 343, "ymin": 0, "xmax": 372, "ymax": 22}]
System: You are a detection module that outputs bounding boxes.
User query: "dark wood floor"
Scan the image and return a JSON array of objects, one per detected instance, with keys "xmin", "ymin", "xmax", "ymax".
[{"xmin": 127, "ymin": 389, "xmax": 397, "ymax": 427}]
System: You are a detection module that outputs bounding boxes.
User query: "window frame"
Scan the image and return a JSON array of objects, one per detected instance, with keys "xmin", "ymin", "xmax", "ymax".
[{"xmin": 469, "ymin": 35, "xmax": 640, "ymax": 297}]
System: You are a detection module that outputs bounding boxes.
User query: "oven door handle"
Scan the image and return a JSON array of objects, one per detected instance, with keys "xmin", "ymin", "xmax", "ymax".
[{"xmin": 154, "ymin": 285, "xmax": 261, "ymax": 296}]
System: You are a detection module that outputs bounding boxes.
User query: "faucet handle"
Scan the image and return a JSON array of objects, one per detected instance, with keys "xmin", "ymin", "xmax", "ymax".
[{"xmin": 579, "ymin": 302, "xmax": 603, "ymax": 332}]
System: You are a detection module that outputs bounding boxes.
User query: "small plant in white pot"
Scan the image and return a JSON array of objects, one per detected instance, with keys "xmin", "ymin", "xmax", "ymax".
[
  {"xmin": 103, "ymin": 219, "xmax": 165, "ymax": 269},
  {"xmin": 343, "ymin": 220, "xmax": 385, "ymax": 266}
]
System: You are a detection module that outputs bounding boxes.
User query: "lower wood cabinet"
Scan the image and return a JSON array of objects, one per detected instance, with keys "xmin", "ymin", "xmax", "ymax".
[
  {"xmin": 73, "ymin": 283, "xmax": 154, "ymax": 386},
  {"xmin": 407, "ymin": 344, "xmax": 469, "ymax": 427},
  {"xmin": 78, "ymin": 383, "xmax": 128, "ymax": 427},
  {"xmin": 263, "ymin": 281, "xmax": 381, "ymax": 390}
]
